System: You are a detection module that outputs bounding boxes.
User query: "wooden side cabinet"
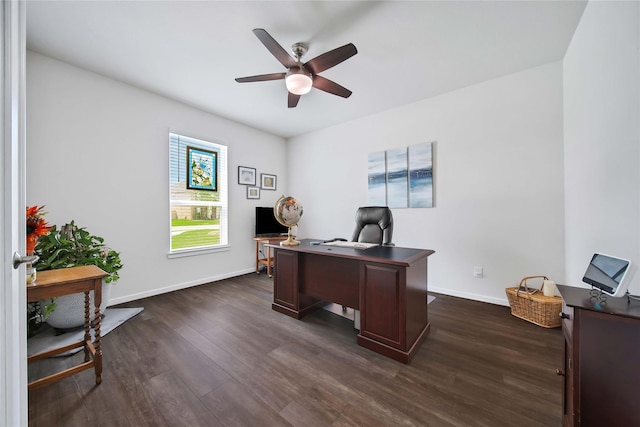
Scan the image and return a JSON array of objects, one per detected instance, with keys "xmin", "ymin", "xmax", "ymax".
[{"xmin": 557, "ymin": 285, "xmax": 640, "ymax": 427}]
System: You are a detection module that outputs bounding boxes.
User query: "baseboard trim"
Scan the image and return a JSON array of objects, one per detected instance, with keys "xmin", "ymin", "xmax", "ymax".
[
  {"xmin": 109, "ymin": 271, "xmax": 511, "ymax": 308},
  {"xmin": 108, "ymin": 267, "xmax": 256, "ymax": 306},
  {"xmin": 428, "ymin": 285, "xmax": 510, "ymax": 307}
]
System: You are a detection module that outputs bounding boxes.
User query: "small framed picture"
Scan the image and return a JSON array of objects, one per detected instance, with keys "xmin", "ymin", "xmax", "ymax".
[
  {"xmin": 247, "ymin": 186, "xmax": 260, "ymax": 199},
  {"xmin": 261, "ymin": 173, "xmax": 277, "ymax": 190},
  {"xmin": 186, "ymin": 146, "xmax": 217, "ymax": 191},
  {"xmin": 238, "ymin": 166, "xmax": 256, "ymax": 185}
]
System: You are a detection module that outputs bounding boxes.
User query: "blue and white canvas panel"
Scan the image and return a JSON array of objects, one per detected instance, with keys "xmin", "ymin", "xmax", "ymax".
[
  {"xmin": 386, "ymin": 147, "xmax": 408, "ymax": 208},
  {"xmin": 409, "ymin": 142, "xmax": 433, "ymax": 208},
  {"xmin": 367, "ymin": 151, "xmax": 387, "ymax": 205}
]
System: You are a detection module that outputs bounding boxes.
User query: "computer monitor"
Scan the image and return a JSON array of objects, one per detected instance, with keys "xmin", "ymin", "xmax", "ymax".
[{"xmin": 582, "ymin": 253, "xmax": 632, "ymax": 297}]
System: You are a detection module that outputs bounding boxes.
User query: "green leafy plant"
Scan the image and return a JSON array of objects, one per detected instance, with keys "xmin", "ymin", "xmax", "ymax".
[
  {"xmin": 28, "ymin": 221, "xmax": 123, "ymax": 338},
  {"xmin": 35, "ymin": 220, "xmax": 123, "ymax": 283},
  {"xmin": 27, "ymin": 301, "xmax": 56, "ymax": 338}
]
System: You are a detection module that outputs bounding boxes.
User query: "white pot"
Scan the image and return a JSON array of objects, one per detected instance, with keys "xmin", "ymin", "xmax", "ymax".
[{"xmin": 45, "ymin": 280, "xmax": 113, "ymax": 330}]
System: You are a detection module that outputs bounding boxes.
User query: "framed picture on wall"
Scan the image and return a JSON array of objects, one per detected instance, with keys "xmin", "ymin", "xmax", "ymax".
[
  {"xmin": 186, "ymin": 146, "xmax": 217, "ymax": 191},
  {"xmin": 261, "ymin": 173, "xmax": 277, "ymax": 190},
  {"xmin": 238, "ymin": 166, "xmax": 256, "ymax": 185},
  {"xmin": 247, "ymin": 186, "xmax": 260, "ymax": 199}
]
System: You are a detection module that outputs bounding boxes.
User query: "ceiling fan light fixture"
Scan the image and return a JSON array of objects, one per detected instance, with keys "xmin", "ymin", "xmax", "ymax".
[
  {"xmin": 236, "ymin": 29, "xmax": 357, "ymax": 107},
  {"xmin": 285, "ymin": 69, "xmax": 313, "ymax": 95}
]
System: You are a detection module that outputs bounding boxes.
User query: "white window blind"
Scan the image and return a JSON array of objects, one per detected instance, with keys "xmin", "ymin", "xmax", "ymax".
[{"xmin": 169, "ymin": 133, "xmax": 228, "ymax": 253}]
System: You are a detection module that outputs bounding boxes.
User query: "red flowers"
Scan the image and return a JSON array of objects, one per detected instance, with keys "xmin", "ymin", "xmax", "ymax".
[{"xmin": 26, "ymin": 205, "xmax": 52, "ymax": 253}]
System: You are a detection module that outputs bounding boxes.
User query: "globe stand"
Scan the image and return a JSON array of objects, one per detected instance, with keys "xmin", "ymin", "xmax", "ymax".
[{"xmin": 280, "ymin": 226, "xmax": 300, "ymax": 246}]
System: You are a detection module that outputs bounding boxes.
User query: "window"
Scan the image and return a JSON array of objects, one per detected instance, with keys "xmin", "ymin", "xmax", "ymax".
[{"xmin": 169, "ymin": 133, "xmax": 228, "ymax": 254}]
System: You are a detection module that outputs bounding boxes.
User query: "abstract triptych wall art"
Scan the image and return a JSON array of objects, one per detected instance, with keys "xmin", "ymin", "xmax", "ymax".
[{"xmin": 368, "ymin": 141, "xmax": 434, "ymax": 208}]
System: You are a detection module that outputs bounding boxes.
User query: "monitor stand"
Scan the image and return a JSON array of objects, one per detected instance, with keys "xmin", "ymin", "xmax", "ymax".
[{"xmin": 589, "ymin": 287, "xmax": 608, "ymax": 303}]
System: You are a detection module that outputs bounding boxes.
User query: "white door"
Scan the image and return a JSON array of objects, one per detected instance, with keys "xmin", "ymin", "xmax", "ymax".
[{"xmin": 1, "ymin": 1, "xmax": 28, "ymax": 425}]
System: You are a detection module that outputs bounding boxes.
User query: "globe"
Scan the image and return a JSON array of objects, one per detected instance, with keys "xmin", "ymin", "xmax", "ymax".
[{"xmin": 274, "ymin": 195, "xmax": 303, "ymax": 246}]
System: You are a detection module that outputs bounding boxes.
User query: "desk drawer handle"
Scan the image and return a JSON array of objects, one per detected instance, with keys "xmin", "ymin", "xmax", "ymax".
[
  {"xmin": 556, "ymin": 369, "xmax": 565, "ymax": 376},
  {"xmin": 559, "ymin": 312, "xmax": 571, "ymax": 320}
]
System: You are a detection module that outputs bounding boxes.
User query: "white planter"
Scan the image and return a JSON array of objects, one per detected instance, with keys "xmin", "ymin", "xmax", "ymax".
[{"xmin": 45, "ymin": 280, "xmax": 113, "ymax": 330}]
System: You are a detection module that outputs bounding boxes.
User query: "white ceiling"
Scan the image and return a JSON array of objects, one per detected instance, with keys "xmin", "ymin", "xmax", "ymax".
[{"xmin": 26, "ymin": 1, "xmax": 587, "ymax": 139}]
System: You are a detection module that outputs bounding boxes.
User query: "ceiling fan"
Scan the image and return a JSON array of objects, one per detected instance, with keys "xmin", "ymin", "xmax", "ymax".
[{"xmin": 235, "ymin": 28, "xmax": 358, "ymax": 108}]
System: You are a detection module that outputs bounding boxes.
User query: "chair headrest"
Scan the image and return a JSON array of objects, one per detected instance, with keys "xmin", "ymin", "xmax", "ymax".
[
  {"xmin": 354, "ymin": 206, "xmax": 393, "ymax": 229},
  {"xmin": 351, "ymin": 206, "xmax": 393, "ymax": 245}
]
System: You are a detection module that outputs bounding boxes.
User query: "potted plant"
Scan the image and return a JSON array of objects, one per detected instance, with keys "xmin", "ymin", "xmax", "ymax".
[{"xmin": 34, "ymin": 220, "xmax": 123, "ymax": 330}]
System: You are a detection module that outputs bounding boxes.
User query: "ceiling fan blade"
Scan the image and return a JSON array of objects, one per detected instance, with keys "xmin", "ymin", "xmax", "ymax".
[
  {"xmin": 253, "ymin": 28, "xmax": 297, "ymax": 69},
  {"xmin": 304, "ymin": 43, "xmax": 357, "ymax": 75},
  {"xmin": 288, "ymin": 92, "xmax": 301, "ymax": 108},
  {"xmin": 235, "ymin": 73, "xmax": 286, "ymax": 83},
  {"xmin": 312, "ymin": 75, "xmax": 352, "ymax": 98}
]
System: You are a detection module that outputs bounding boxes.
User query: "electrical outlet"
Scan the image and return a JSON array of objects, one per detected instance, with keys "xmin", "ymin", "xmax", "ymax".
[{"xmin": 474, "ymin": 266, "xmax": 483, "ymax": 278}]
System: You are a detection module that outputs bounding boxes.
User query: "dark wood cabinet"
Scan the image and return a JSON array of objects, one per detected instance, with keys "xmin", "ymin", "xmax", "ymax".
[
  {"xmin": 359, "ymin": 262, "xmax": 404, "ymax": 349},
  {"xmin": 557, "ymin": 285, "xmax": 640, "ymax": 427}
]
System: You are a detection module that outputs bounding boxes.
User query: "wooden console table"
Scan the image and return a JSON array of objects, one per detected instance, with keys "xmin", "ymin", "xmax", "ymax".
[
  {"xmin": 254, "ymin": 235, "xmax": 287, "ymax": 277},
  {"xmin": 27, "ymin": 265, "xmax": 108, "ymax": 390}
]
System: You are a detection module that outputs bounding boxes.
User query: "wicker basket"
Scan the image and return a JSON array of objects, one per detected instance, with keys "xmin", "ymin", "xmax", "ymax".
[{"xmin": 506, "ymin": 276, "xmax": 562, "ymax": 328}]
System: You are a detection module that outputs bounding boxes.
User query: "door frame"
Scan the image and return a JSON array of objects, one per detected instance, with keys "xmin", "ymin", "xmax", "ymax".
[{"xmin": 1, "ymin": 0, "xmax": 28, "ymax": 425}]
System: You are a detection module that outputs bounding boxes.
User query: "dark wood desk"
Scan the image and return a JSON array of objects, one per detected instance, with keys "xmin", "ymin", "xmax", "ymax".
[
  {"xmin": 268, "ymin": 239, "xmax": 435, "ymax": 363},
  {"xmin": 27, "ymin": 265, "xmax": 108, "ymax": 390}
]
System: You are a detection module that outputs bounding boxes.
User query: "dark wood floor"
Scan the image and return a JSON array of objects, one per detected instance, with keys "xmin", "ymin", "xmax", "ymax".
[{"xmin": 28, "ymin": 273, "xmax": 563, "ymax": 426}]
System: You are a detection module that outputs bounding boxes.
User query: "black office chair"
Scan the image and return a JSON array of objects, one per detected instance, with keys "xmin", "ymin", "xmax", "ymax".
[{"xmin": 351, "ymin": 206, "xmax": 394, "ymax": 246}]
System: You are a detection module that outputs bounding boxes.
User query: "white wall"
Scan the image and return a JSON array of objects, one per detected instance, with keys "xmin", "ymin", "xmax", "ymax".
[
  {"xmin": 26, "ymin": 52, "xmax": 288, "ymax": 305},
  {"xmin": 563, "ymin": 1, "xmax": 640, "ymax": 295},
  {"xmin": 288, "ymin": 62, "xmax": 565, "ymax": 305},
  {"xmin": 26, "ymin": 2, "xmax": 639, "ymax": 308}
]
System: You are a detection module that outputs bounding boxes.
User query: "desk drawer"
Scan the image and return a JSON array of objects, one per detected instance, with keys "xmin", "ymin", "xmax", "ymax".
[
  {"xmin": 359, "ymin": 262, "xmax": 404, "ymax": 349},
  {"xmin": 300, "ymin": 254, "xmax": 359, "ymax": 309},
  {"xmin": 273, "ymin": 250, "xmax": 298, "ymax": 309}
]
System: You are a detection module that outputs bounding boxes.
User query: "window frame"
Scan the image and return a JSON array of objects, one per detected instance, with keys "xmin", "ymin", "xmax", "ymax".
[{"xmin": 168, "ymin": 132, "xmax": 228, "ymax": 257}]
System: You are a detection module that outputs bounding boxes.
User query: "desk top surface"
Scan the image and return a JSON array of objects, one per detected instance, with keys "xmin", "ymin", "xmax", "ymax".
[
  {"xmin": 29, "ymin": 265, "xmax": 108, "ymax": 289},
  {"xmin": 558, "ymin": 284, "xmax": 640, "ymax": 320},
  {"xmin": 267, "ymin": 239, "xmax": 434, "ymax": 266}
]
